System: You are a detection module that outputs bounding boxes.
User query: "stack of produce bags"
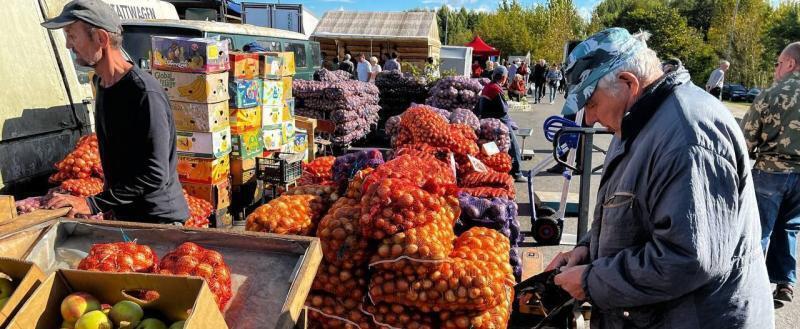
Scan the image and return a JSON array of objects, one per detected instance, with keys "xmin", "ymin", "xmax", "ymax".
[
  {"xmin": 374, "ymin": 70, "xmax": 428, "ymax": 138},
  {"xmin": 425, "ymin": 76, "xmax": 483, "ymax": 111}
]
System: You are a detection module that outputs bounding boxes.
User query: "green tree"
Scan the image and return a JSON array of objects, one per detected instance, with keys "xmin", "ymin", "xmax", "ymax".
[
  {"xmin": 764, "ymin": 1, "xmax": 800, "ymax": 59},
  {"xmin": 707, "ymin": 0, "xmax": 772, "ymax": 87}
]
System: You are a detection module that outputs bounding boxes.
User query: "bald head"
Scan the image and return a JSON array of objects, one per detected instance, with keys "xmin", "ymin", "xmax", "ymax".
[{"xmin": 783, "ymin": 42, "xmax": 800, "ymax": 63}]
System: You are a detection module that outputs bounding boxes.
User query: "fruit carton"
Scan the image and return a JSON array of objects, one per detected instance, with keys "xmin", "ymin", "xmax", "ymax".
[
  {"xmin": 262, "ymin": 104, "xmax": 283, "ymax": 126},
  {"xmin": 229, "ymin": 106, "xmax": 262, "ymax": 134},
  {"xmin": 171, "ymin": 101, "xmax": 230, "ymax": 133},
  {"xmin": 231, "ymin": 128, "xmax": 264, "ymax": 160},
  {"xmin": 258, "ymin": 53, "xmax": 283, "ymax": 79},
  {"xmin": 293, "ymin": 129, "xmax": 309, "ymax": 163},
  {"xmin": 260, "ymin": 80, "xmax": 285, "ymax": 107},
  {"xmin": 177, "ymin": 154, "xmax": 231, "ymax": 184},
  {"xmin": 6, "ymin": 269, "xmax": 227, "ymax": 329},
  {"xmin": 151, "ymin": 36, "xmax": 230, "ymax": 73},
  {"xmin": 230, "ymin": 158, "xmax": 257, "ymax": 185},
  {"xmin": 262, "ymin": 125, "xmax": 283, "ymax": 150},
  {"xmin": 281, "ymin": 76, "xmax": 293, "ymax": 101},
  {"xmin": 282, "ymin": 121, "xmax": 296, "ymax": 145},
  {"xmin": 228, "ymin": 79, "xmax": 260, "ymax": 109},
  {"xmin": 177, "ymin": 128, "xmax": 232, "ymax": 159},
  {"xmin": 0, "ymin": 258, "xmax": 45, "ymax": 328},
  {"xmin": 282, "ymin": 98, "xmax": 296, "ymax": 122},
  {"xmin": 182, "ymin": 179, "xmax": 232, "ymax": 210},
  {"xmin": 229, "ymin": 52, "xmax": 259, "ymax": 80},
  {"xmin": 153, "ymin": 70, "xmax": 229, "ymax": 104},
  {"xmin": 273, "ymin": 52, "xmax": 296, "ymax": 76}
]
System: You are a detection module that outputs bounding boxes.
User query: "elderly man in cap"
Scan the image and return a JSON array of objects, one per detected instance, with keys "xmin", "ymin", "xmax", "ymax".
[
  {"xmin": 545, "ymin": 28, "xmax": 773, "ymax": 328},
  {"xmin": 42, "ymin": 0, "xmax": 189, "ymax": 224},
  {"xmin": 475, "ymin": 66, "xmax": 524, "ymax": 182}
]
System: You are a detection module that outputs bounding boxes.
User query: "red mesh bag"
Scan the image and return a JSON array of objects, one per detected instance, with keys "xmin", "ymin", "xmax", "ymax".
[
  {"xmin": 362, "ymin": 302, "xmax": 436, "ymax": 329},
  {"xmin": 479, "ymin": 152, "xmax": 512, "ymax": 174},
  {"xmin": 298, "ymin": 156, "xmax": 336, "ymax": 186},
  {"xmin": 78, "ymin": 242, "xmax": 158, "ymax": 273},
  {"xmin": 460, "ymin": 172, "xmax": 515, "ymax": 198},
  {"xmin": 317, "ymin": 198, "xmax": 371, "ymax": 269},
  {"xmin": 50, "ymin": 134, "xmax": 103, "ymax": 183},
  {"xmin": 306, "ymin": 293, "xmax": 374, "ymax": 329},
  {"xmin": 312, "ymin": 261, "xmax": 369, "ymax": 301},
  {"xmin": 397, "ymin": 106, "xmax": 451, "ymax": 147},
  {"xmin": 245, "ymin": 195, "xmax": 325, "ymax": 235},
  {"xmin": 362, "ymin": 155, "xmax": 455, "ymax": 196},
  {"xmin": 183, "ymin": 189, "xmax": 213, "ymax": 228},
  {"xmin": 458, "ymin": 187, "xmax": 515, "ymax": 199},
  {"xmin": 158, "ymin": 242, "xmax": 232, "ymax": 310},
  {"xmin": 345, "ymin": 168, "xmax": 374, "ymax": 200},
  {"xmin": 60, "ymin": 177, "xmax": 104, "ymax": 197}
]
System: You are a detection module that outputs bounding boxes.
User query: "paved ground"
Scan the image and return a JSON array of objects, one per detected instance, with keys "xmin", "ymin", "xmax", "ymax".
[{"xmin": 509, "ymin": 93, "xmax": 798, "ymax": 328}]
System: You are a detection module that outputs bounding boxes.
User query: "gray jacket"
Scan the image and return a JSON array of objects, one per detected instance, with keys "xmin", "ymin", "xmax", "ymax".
[{"xmin": 582, "ymin": 71, "xmax": 773, "ymax": 328}]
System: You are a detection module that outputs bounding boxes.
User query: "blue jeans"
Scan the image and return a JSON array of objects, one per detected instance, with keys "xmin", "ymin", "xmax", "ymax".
[
  {"xmin": 548, "ymin": 83, "xmax": 558, "ymax": 103},
  {"xmin": 502, "ymin": 119, "xmax": 522, "ymax": 176},
  {"xmin": 753, "ymin": 169, "xmax": 800, "ymax": 285}
]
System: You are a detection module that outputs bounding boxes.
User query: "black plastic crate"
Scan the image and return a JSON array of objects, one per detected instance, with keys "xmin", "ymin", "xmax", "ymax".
[{"xmin": 256, "ymin": 152, "xmax": 303, "ymax": 184}]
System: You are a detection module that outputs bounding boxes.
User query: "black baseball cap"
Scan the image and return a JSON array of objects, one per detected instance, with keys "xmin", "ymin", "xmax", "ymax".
[{"xmin": 41, "ymin": 0, "xmax": 122, "ymax": 34}]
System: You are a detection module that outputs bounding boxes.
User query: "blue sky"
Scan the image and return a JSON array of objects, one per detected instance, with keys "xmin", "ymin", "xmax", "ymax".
[{"xmin": 239, "ymin": 0, "xmax": 602, "ymax": 20}]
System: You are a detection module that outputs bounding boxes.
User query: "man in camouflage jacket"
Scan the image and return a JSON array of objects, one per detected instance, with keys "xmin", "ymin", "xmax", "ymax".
[{"xmin": 741, "ymin": 42, "xmax": 800, "ymax": 307}]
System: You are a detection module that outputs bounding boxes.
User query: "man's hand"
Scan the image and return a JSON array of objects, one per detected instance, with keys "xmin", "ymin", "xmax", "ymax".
[
  {"xmin": 545, "ymin": 245, "xmax": 589, "ymax": 271},
  {"xmin": 554, "ymin": 265, "xmax": 588, "ymax": 300},
  {"xmin": 46, "ymin": 193, "xmax": 92, "ymax": 218}
]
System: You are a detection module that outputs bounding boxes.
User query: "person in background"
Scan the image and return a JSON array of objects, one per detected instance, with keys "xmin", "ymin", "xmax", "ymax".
[
  {"xmin": 381, "ymin": 53, "xmax": 389, "ymax": 67},
  {"xmin": 339, "ymin": 53, "xmax": 355, "ymax": 76},
  {"xmin": 383, "ymin": 52, "xmax": 401, "ymax": 72},
  {"xmin": 509, "ymin": 60, "xmax": 519, "ymax": 80},
  {"xmin": 356, "ymin": 53, "xmax": 372, "ymax": 82},
  {"xmin": 42, "ymin": 0, "xmax": 189, "ymax": 223},
  {"xmin": 532, "ymin": 59, "xmax": 548, "ymax": 104},
  {"xmin": 518, "ymin": 61, "xmax": 530, "ymax": 87},
  {"xmin": 662, "ymin": 57, "xmax": 683, "ymax": 74},
  {"xmin": 474, "ymin": 66, "xmax": 524, "ymax": 182},
  {"xmin": 546, "ymin": 27, "xmax": 772, "ymax": 328},
  {"xmin": 508, "ymin": 73, "xmax": 526, "ymax": 102},
  {"xmin": 706, "ymin": 59, "xmax": 730, "ymax": 99},
  {"xmin": 471, "ymin": 60, "xmax": 483, "ymax": 78},
  {"xmin": 481, "ymin": 60, "xmax": 494, "ymax": 79},
  {"xmin": 546, "ymin": 63, "xmax": 563, "ymax": 104},
  {"xmin": 424, "ymin": 57, "xmax": 440, "ymax": 79},
  {"xmin": 559, "ymin": 63, "xmax": 567, "ymax": 93},
  {"xmin": 369, "ymin": 56, "xmax": 382, "ymax": 83},
  {"xmin": 741, "ymin": 41, "xmax": 800, "ymax": 308}
]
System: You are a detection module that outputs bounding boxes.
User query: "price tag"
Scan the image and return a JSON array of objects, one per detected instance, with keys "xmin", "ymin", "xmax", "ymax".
[
  {"xmin": 482, "ymin": 142, "xmax": 500, "ymax": 156},
  {"xmin": 468, "ymin": 155, "xmax": 490, "ymax": 173}
]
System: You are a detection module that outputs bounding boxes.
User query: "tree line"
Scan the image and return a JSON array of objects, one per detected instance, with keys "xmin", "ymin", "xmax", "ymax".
[{"xmin": 429, "ymin": 0, "xmax": 800, "ymax": 88}]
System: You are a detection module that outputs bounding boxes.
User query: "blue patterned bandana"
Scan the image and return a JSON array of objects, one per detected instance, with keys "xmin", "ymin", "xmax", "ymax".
[{"xmin": 562, "ymin": 28, "xmax": 646, "ymax": 115}]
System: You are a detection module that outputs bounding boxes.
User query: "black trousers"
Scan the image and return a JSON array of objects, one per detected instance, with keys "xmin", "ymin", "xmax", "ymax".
[{"xmin": 710, "ymin": 87, "xmax": 721, "ymax": 99}]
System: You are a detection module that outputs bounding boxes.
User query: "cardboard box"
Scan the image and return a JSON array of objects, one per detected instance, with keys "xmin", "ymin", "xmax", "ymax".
[
  {"xmin": 151, "ymin": 36, "xmax": 230, "ymax": 73},
  {"xmin": 231, "ymin": 128, "xmax": 264, "ymax": 159},
  {"xmin": 282, "ymin": 98, "xmax": 296, "ymax": 122},
  {"xmin": 229, "ymin": 106, "xmax": 262, "ymax": 134},
  {"xmin": 229, "ymin": 52, "xmax": 259, "ymax": 79},
  {"xmin": 262, "ymin": 125, "xmax": 283, "ymax": 150},
  {"xmin": 177, "ymin": 154, "xmax": 230, "ymax": 184},
  {"xmin": 7, "ymin": 269, "xmax": 227, "ymax": 329},
  {"xmin": 228, "ymin": 79, "xmax": 260, "ymax": 109},
  {"xmin": 282, "ymin": 121, "xmax": 296, "ymax": 145},
  {"xmin": 281, "ymin": 76, "xmax": 293, "ymax": 101},
  {"xmin": 153, "ymin": 70, "xmax": 229, "ymax": 103},
  {"xmin": 177, "ymin": 128, "xmax": 232, "ymax": 159},
  {"xmin": 294, "ymin": 116, "xmax": 317, "ymax": 162},
  {"xmin": 182, "ymin": 179, "xmax": 232, "ymax": 210},
  {"xmin": 258, "ymin": 53, "xmax": 283, "ymax": 79},
  {"xmin": 262, "ymin": 104, "xmax": 282, "ymax": 126},
  {"xmin": 171, "ymin": 101, "xmax": 230, "ymax": 132},
  {"xmin": 0, "ymin": 195, "xmax": 15, "ymax": 224},
  {"xmin": 0, "ymin": 258, "xmax": 45, "ymax": 328},
  {"xmin": 293, "ymin": 129, "xmax": 309, "ymax": 163},
  {"xmin": 210, "ymin": 208, "xmax": 232, "ymax": 229},
  {"xmin": 276, "ymin": 52, "xmax": 296, "ymax": 76},
  {"xmin": 261, "ymin": 80, "xmax": 285, "ymax": 107},
  {"xmin": 230, "ymin": 157, "xmax": 257, "ymax": 185}
]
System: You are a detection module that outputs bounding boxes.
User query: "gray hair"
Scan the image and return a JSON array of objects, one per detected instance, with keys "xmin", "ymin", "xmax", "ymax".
[
  {"xmin": 88, "ymin": 26, "xmax": 123, "ymax": 49},
  {"xmin": 720, "ymin": 59, "xmax": 730, "ymax": 66},
  {"xmin": 597, "ymin": 32, "xmax": 663, "ymax": 93},
  {"xmin": 345, "ymin": 54, "xmax": 351, "ymax": 60},
  {"xmin": 782, "ymin": 42, "xmax": 800, "ymax": 64}
]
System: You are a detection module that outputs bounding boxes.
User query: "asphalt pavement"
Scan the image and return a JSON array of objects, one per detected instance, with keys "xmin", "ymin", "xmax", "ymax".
[{"xmin": 509, "ymin": 92, "xmax": 797, "ymax": 328}]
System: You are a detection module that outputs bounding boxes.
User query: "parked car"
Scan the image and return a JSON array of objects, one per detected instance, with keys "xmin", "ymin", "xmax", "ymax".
[
  {"xmin": 746, "ymin": 88, "xmax": 762, "ymax": 102},
  {"xmin": 722, "ymin": 84, "xmax": 748, "ymax": 102}
]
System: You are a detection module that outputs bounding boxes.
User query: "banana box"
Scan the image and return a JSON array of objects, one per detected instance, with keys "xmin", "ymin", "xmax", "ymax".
[
  {"xmin": 182, "ymin": 178, "xmax": 232, "ymax": 210},
  {"xmin": 262, "ymin": 105, "xmax": 282, "ymax": 126},
  {"xmin": 229, "ymin": 52, "xmax": 259, "ymax": 79},
  {"xmin": 176, "ymin": 128, "xmax": 231, "ymax": 159},
  {"xmin": 258, "ymin": 53, "xmax": 283, "ymax": 79},
  {"xmin": 293, "ymin": 129, "xmax": 308, "ymax": 162},
  {"xmin": 228, "ymin": 79, "xmax": 260, "ymax": 109},
  {"xmin": 151, "ymin": 36, "xmax": 230, "ymax": 73},
  {"xmin": 282, "ymin": 98, "xmax": 295, "ymax": 122},
  {"xmin": 274, "ymin": 51, "xmax": 296, "ymax": 76},
  {"xmin": 282, "ymin": 76, "xmax": 293, "ymax": 100},
  {"xmin": 230, "ymin": 157, "xmax": 257, "ymax": 185},
  {"xmin": 230, "ymin": 107, "xmax": 262, "ymax": 134},
  {"xmin": 282, "ymin": 121, "xmax": 296, "ymax": 145},
  {"xmin": 261, "ymin": 80, "xmax": 284, "ymax": 107},
  {"xmin": 231, "ymin": 128, "xmax": 264, "ymax": 159},
  {"xmin": 171, "ymin": 101, "xmax": 229, "ymax": 132},
  {"xmin": 153, "ymin": 70, "xmax": 229, "ymax": 103},
  {"xmin": 177, "ymin": 154, "xmax": 230, "ymax": 184},
  {"xmin": 262, "ymin": 125, "xmax": 283, "ymax": 150}
]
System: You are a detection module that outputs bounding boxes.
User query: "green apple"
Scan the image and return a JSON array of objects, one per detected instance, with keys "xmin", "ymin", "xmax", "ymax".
[
  {"xmin": 109, "ymin": 300, "xmax": 144, "ymax": 329},
  {"xmin": 0, "ymin": 277, "xmax": 15, "ymax": 299},
  {"xmin": 74, "ymin": 310, "xmax": 112, "ymax": 329},
  {"xmin": 169, "ymin": 321, "xmax": 186, "ymax": 329},
  {"xmin": 135, "ymin": 318, "xmax": 168, "ymax": 329}
]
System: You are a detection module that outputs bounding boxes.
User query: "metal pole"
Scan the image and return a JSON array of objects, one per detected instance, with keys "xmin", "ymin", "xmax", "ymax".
[{"xmin": 577, "ymin": 132, "xmax": 593, "ymax": 242}]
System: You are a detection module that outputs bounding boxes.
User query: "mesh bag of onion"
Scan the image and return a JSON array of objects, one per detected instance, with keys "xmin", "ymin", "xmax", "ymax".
[
  {"xmin": 361, "ymin": 301, "xmax": 436, "ymax": 329},
  {"xmin": 158, "ymin": 242, "xmax": 232, "ymax": 310},
  {"xmin": 245, "ymin": 194, "xmax": 325, "ymax": 235},
  {"xmin": 306, "ymin": 292, "xmax": 374, "ymax": 329},
  {"xmin": 370, "ymin": 207, "xmax": 457, "ymax": 264},
  {"xmin": 332, "ymin": 149, "xmax": 385, "ymax": 185},
  {"xmin": 317, "ymin": 197, "xmax": 371, "ymax": 269},
  {"xmin": 362, "ymin": 155, "xmax": 456, "ymax": 196},
  {"xmin": 78, "ymin": 242, "xmax": 158, "ymax": 273},
  {"xmin": 312, "ymin": 261, "xmax": 369, "ymax": 301}
]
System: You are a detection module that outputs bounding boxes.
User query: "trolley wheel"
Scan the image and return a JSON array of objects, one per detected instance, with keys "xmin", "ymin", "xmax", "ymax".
[
  {"xmin": 534, "ymin": 206, "xmax": 557, "ymax": 219},
  {"xmin": 533, "ymin": 216, "xmax": 562, "ymax": 245}
]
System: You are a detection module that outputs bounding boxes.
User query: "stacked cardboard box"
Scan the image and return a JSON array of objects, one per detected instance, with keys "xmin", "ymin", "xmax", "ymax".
[
  {"xmin": 151, "ymin": 36, "xmax": 233, "ymax": 228},
  {"xmin": 258, "ymin": 52, "xmax": 297, "ymax": 154}
]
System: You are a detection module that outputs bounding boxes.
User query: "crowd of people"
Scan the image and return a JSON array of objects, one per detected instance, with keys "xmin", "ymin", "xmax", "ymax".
[{"xmin": 320, "ymin": 51, "xmax": 442, "ymax": 83}]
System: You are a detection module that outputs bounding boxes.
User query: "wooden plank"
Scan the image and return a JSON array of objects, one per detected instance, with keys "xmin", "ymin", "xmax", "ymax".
[
  {"xmin": 0, "ymin": 195, "xmax": 15, "ymax": 224},
  {"xmin": 0, "ymin": 227, "xmax": 49, "ymax": 259},
  {"xmin": 520, "ymin": 247, "xmax": 545, "ymax": 281},
  {"xmin": 277, "ymin": 239, "xmax": 322, "ymax": 329},
  {"xmin": 0, "ymin": 208, "xmax": 68, "ymax": 235}
]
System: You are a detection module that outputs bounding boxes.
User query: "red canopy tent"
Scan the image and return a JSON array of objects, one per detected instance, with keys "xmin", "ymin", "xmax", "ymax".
[{"xmin": 465, "ymin": 35, "xmax": 501, "ymax": 56}]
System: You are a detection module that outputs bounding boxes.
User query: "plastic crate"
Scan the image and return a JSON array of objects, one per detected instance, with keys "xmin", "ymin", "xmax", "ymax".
[{"xmin": 256, "ymin": 152, "xmax": 304, "ymax": 184}]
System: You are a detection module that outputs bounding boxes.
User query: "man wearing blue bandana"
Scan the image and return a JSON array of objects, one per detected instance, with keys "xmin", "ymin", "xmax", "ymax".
[{"xmin": 545, "ymin": 28, "xmax": 773, "ymax": 328}]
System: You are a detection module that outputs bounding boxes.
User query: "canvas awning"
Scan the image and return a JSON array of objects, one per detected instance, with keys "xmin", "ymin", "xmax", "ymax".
[{"xmin": 465, "ymin": 35, "xmax": 500, "ymax": 56}]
